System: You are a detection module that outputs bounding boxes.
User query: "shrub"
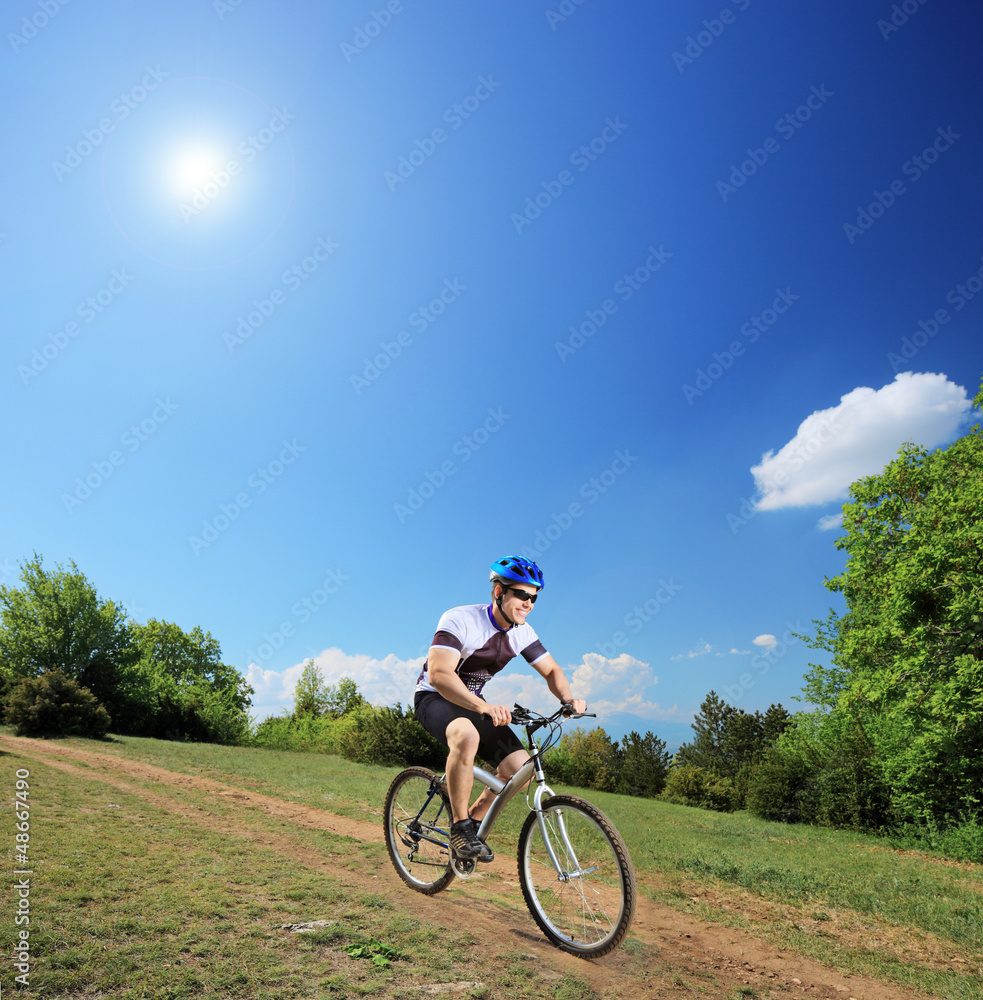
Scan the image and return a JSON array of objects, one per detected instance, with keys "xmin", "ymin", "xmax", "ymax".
[
  {"xmin": 745, "ymin": 747, "xmax": 815, "ymax": 823},
  {"xmin": 746, "ymin": 728, "xmax": 895, "ymax": 831},
  {"xmin": 809, "ymin": 739, "xmax": 893, "ymax": 831},
  {"xmin": 933, "ymin": 817, "xmax": 983, "ymax": 864},
  {"xmin": 5, "ymin": 671, "xmax": 111, "ymax": 739},
  {"xmin": 251, "ymin": 712, "xmax": 341, "ymax": 754},
  {"xmin": 547, "ymin": 728, "xmax": 619, "ymax": 792},
  {"xmin": 335, "ymin": 704, "xmax": 446, "ymax": 770},
  {"xmin": 543, "ymin": 741, "xmax": 575, "ymax": 785},
  {"xmin": 662, "ymin": 764, "xmax": 736, "ymax": 812},
  {"xmin": 885, "ymin": 811, "xmax": 983, "ymax": 864},
  {"xmin": 128, "ymin": 678, "xmax": 252, "ymax": 746}
]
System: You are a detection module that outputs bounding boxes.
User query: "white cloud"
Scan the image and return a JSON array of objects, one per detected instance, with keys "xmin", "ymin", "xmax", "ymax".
[
  {"xmin": 671, "ymin": 641, "xmax": 713, "ymax": 661},
  {"xmin": 752, "ymin": 634, "xmax": 778, "ymax": 651},
  {"xmin": 571, "ymin": 652, "xmax": 654, "ymax": 700},
  {"xmin": 751, "ymin": 372, "xmax": 971, "ymax": 512},
  {"xmin": 817, "ymin": 513, "xmax": 844, "ymax": 531},
  {"xmin": 247, "ymin": 647, "xmax": 674, "ymax": 729},
  {"xmin": 568, "ymin": 652, "xmax": 669, "ymax": 719},
  {"xmin": 247, "ymin": 647, "xmax": 426, "ymax": 721}
]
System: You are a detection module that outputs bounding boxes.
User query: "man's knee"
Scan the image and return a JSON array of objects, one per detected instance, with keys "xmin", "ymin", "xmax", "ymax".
[
  {"xmin": 445, "ymin": 718, "xmax": 480, "ymax": 755},
  {"xmin": 498, "ymin": 749, "xmax": 531, "ymax": 783}
]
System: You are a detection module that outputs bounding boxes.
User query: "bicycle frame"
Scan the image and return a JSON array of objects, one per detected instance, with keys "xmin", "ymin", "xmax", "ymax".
[{"xmin": 457, "ymin": 709, "xmax": 586, "ymax": 880}]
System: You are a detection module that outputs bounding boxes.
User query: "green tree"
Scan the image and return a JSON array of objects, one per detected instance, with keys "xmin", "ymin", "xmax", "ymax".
[
  {"xmin": 675, "ymin": 690, "xmax": 734, "ymax": 773},
  {"xmin": 130, "ymin": 619, "xmax": 253, "ymax": 743},
  {"xmin": 324, "ymin": 676, "xmax": 367, "ymax": 717},
  {"xmin": 553, "ymin": 727, "xmax": 620, "ymax": 792},
  {"xmin": 5, "ymin": 670, "xmax": 111, "ymax": 739},
  {"xmin": 292, "ymin": 666, "xmax": 366, "ymax": 720},
  {"xmin": 676, "ymin": 692, "xmax": 789, "ymax": 781},
  {"xmin": 293, "ymin": 659, "xmax": 330, "ymax": 718},
  {"xmin": 792, "ymin": 377, "xmax": 983, "ymax": 832},
  {"xmin": 616, "ymin": 730, "xmax": 671, "ymax": 798},
  {"xmin": 0, "ymin": 555, "xmax": 137, "ymax": 720}
]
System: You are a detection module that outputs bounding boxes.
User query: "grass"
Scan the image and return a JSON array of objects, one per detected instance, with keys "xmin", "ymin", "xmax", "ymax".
[
  {"xmin": 0, "ymin": 741, "xmax": 580, "ymax": 999},
  {"xmin": 580, "ymin": 789, "xmax": 983, "ymax": 997},
  {"xmin": 605, "ymin": 792, "xmax": 983, "ymax": 937},
  {"xmin": 4, "ymin": 730, "xmax": 982, "ymax": 998},
  {"xmin": 2, "ymin": 761, "xmax": 373, "ymax": 998}
]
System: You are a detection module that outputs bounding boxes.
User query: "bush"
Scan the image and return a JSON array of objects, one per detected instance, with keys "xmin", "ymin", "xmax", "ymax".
[
  {"xmin": 335, "ymin": 704, "xmax": 446, "ymax": 770},
  {"xmin": 546, "ymin": 728, "xmax": 619, "ymax": 792},
  {"xmin": 745, "ymin": 724, "xmax": 894, "ymax": 832},
  {"xmin": 5, "ymin": 671, "xmax": 111, "ymax": 739},
  {"xmin": 886, "ymin": 814, "xmax": 983, "ymax": 864},
  {"xmin": 933, "ymin": 817, "xmax": 983, "ymax": 864},
  {"xmin": 745, "ymin": 747, "xmax": 815, "ymax": 823},
  {"xmin": 662, "ymin": 764, "xmax": 736, "ymax": 812},
  {"xmin": 123, "ymin": 674, "xmax": 252, "ymax": 746},
  {"xmin": 809, "ymin": 739, "xmax": 893, "ymax": 831},
  {"xmin": 251, "ymin": 712, "xmax": 341, "ymax": 754}
]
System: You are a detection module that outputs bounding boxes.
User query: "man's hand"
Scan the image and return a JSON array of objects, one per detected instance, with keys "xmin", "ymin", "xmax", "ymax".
[
  {"xmin": 564, "ymin": 699, "xmax": 587, "ymax": 716},
  {"xmin": 483, "ymin": 704, "xmax": 513, "ymax": 727}
]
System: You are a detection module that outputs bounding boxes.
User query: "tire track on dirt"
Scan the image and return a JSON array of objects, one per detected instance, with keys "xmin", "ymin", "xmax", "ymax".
[{"xmin": 1, "ymin": 736, "xmax": 938, "ymax": 1000}]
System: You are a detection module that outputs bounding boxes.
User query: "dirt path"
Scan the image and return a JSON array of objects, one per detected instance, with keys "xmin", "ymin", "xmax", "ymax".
[{"xmin": 2, "ymin": 736, "xmax": 942, "ymax": 1000}]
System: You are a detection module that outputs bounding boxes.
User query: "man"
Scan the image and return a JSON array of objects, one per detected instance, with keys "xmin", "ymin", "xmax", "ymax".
[{"xmin": 414, "ymin": 556, "xmax": 586, "ymax": 861}]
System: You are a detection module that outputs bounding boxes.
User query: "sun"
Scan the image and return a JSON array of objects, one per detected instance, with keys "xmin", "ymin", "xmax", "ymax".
[{"xmin": 168, "ymin": 145, "xmax": 226, "ymax": 197}]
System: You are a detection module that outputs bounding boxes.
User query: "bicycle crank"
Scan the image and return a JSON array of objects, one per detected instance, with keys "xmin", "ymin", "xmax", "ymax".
[{"xmin": 451, "ymin": 858, "xmax": 477, "ymax": 880}]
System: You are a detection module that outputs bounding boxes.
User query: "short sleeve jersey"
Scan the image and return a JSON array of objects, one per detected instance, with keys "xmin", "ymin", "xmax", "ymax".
[{"xmin": 415, "ymin": 603, "xmax": 549, "ymax": 699}]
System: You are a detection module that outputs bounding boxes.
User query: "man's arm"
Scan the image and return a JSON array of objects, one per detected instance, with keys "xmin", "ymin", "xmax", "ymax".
[
  {"xmin": 427, "ymin": 646, "xmax": 512, "ymax": 726},
  {"xmin": 530, "ymin": 653, "xmax": 586, "ymax": 714}
]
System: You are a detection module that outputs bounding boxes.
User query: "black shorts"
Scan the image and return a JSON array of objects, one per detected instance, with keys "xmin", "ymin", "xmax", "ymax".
[{"xmin": 414, "ymin": 691, "xmax": 524, "ymax": 768}]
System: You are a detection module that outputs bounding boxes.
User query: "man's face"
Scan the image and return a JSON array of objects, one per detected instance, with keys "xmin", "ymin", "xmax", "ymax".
[{"xmin": 500, "ymin": 583, "xmax": 538, "ymax": 624}]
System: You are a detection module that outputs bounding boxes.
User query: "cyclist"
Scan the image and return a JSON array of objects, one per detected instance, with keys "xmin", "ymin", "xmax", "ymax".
[{"xmin": 414, "ymin": 556, "xmax": 586, "ymax": 862}]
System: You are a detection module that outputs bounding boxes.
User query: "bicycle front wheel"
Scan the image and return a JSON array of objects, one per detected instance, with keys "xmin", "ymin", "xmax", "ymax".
[
  {"xmin": 384, "ymin": 767, "xmax": 454, "ymax": 895},
  {"xmin": 518, "ymin": 794, "xmax": 636, "ymax": 958}
]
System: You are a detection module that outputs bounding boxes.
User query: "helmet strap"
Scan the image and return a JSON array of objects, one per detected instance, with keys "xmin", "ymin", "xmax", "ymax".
[{"xmin": 494, "ymin": 585, "xmax": 517, "ymax": 629}]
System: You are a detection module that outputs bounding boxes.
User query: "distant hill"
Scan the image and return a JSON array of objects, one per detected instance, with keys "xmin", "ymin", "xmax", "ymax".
[{"xmin": 568, "ymin": 711, "xmax": 694, "ymax": 754}]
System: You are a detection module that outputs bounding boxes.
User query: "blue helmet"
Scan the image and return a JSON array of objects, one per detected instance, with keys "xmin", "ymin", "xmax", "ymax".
[{"xmin": 489, "ymin": 556, "xmax": 544, "ymax": 590}]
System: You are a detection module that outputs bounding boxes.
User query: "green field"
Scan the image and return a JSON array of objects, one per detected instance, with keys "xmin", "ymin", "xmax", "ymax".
[{"xmin": 2, "ymin": 732, "xmax": 981, "ymax": 999}]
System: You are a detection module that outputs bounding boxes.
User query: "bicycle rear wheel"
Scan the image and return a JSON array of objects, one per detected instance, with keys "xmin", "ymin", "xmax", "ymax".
[
  {"xmin": 518, "ymin": 794, "xmax": 636, "ymax": 957},
  {"xmin": 384, "ymin": 767, "xmax": 454, "ymax": 894}
]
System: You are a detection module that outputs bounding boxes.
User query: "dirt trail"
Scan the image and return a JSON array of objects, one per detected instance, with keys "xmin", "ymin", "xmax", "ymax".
[{"xmin": 1, "ymin": 735, "xmax": 943, "ymax": 1000}]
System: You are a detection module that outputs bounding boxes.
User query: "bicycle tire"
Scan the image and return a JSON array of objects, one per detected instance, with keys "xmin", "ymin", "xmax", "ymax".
[
  {"xmin": 517, "ymin": 794, "xmax": 636, "ymax": 958},
  {"xmin": 384, "ymin": 766, "xmax": 455, "ymax": 895}
]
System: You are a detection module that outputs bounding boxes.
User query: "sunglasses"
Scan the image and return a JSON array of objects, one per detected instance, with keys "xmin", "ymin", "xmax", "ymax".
[{"xmin": 504, "ymin": 586, "xmax": 538, "ymax": 604}]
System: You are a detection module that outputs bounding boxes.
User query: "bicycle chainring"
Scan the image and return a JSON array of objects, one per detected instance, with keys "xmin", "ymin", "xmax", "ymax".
[{"xmin": 451, "ymin": 858, "xmax": 477, "ymax": 880}]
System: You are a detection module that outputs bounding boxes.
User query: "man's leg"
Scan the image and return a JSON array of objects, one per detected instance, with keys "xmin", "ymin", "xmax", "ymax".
[
  {"xmin": 468, "ymin": 748, "xmax": 530, "ymax": 822},
  {"xmin": 444, "ymin": 718, "xmax": 494, "ymax": 861},
  {"xmin": 444, "ymin": 717, "xmax": 480, "ymax": 823}
]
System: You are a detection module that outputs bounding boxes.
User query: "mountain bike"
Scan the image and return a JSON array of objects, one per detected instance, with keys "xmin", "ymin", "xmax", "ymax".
[{"xmin": 383, "ymin": 704, "xmax": 636, "ymax": 958}]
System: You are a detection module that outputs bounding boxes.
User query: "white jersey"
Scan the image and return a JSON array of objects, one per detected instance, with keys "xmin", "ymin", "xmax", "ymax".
[{"xmin": 415, "ymin": 603, "xmax": 549, "ymax": 698}]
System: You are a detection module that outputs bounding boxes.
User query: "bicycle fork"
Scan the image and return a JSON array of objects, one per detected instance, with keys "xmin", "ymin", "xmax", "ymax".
[
  {"xmin": 474, "ymin": 753, "xmax": 594, "ymax": 884},
  {"xmin": 535, "ymin": 796, "xmax": 599, "ymax": 881}
]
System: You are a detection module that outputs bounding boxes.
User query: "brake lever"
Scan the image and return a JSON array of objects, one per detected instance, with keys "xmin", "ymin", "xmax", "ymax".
[{"xmin": 560, "ymin": 702, "xmax": 594, "ymax": 719}]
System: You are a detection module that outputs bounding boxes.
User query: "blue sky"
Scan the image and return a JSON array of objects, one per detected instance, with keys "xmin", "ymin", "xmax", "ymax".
[{"xmin": 3, "ymin": 0, "xmax": 981, "ymax": 745}]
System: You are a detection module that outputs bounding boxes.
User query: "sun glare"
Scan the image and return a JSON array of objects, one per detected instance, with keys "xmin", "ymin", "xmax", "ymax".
[{"xmin": 169, "ymin": 146, "xmax": 225, "ymax": 196}]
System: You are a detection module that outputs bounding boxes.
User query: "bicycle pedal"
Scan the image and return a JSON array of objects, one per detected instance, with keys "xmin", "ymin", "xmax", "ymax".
[{"xmin": 452, "ymin": 858, "xmax": 477, "ymax": 880}]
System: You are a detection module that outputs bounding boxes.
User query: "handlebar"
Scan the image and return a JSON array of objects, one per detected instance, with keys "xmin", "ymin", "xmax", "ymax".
[{"xmin": 511, "ymin": 702, "xmax": 595, "ymax": 729}]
